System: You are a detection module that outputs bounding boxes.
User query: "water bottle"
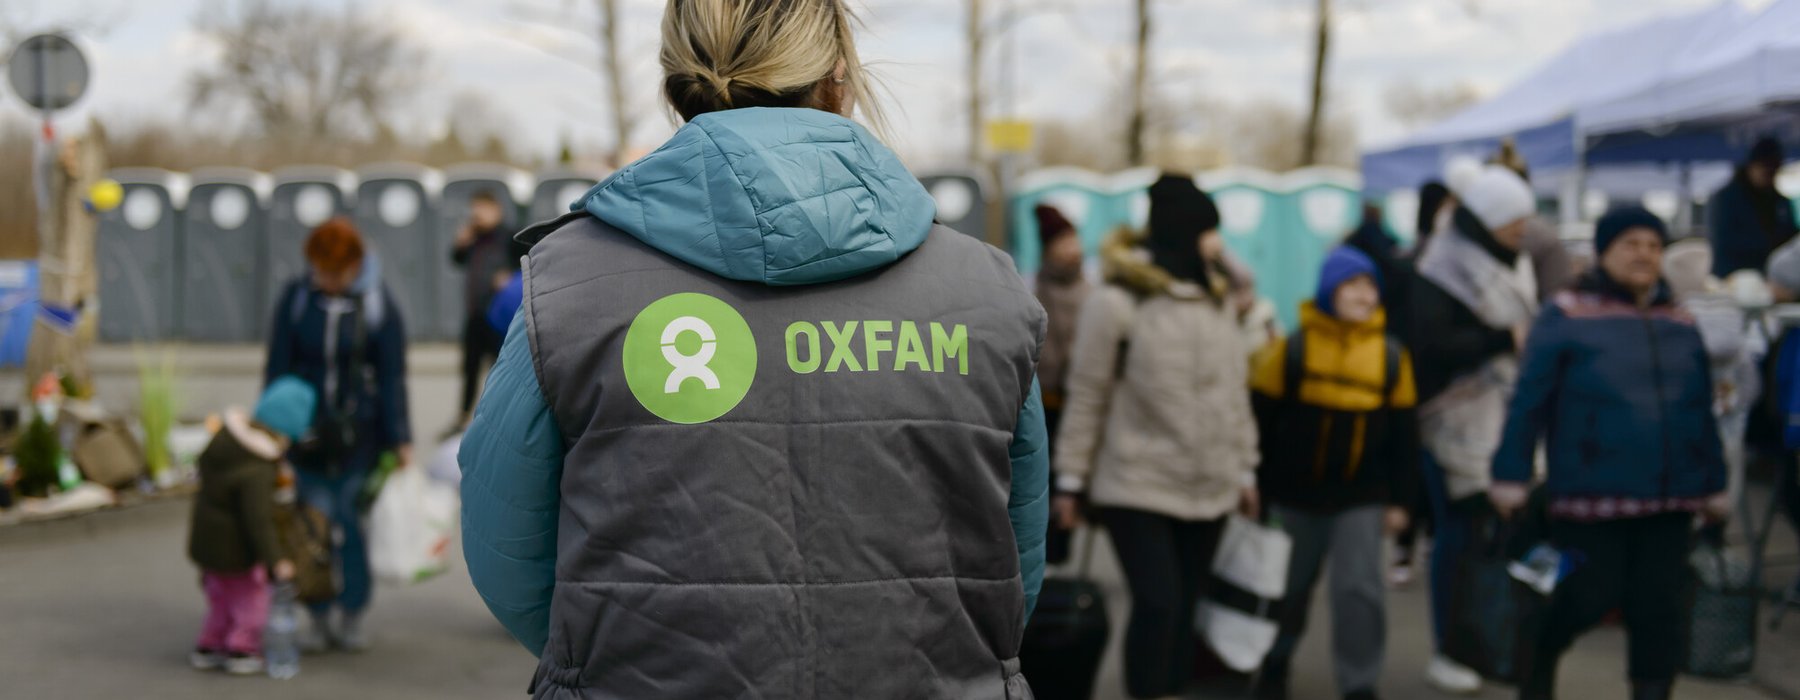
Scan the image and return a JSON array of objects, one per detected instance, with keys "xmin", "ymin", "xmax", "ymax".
[{"xmin": 266, "ymin": 582, "xmax": 301, "ymax": 680}]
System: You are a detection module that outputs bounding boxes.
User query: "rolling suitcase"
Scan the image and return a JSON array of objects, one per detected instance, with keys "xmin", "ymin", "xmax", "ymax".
[{"xmin": 1020, "ymin": 528, "xmax": 1110, "ymax": 700}]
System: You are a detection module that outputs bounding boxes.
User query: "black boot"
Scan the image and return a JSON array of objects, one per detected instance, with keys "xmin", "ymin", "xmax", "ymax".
[
  {"xmin": 1252, "ymin": 664, "xmax": 1289, "ymax": 700},
  {"xmin": 1630, "ymin": 680, "xmax": 1672, "ymax": 700},
  {"xmin": 1519, "ymin": 652, "xmax": 1558, "ymax": 700}
]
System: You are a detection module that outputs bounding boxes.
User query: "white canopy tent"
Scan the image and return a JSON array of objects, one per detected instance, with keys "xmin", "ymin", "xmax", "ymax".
[
  {"xmin": 1582, "ymin": 0, "xmax": 1800, "ymax": 142},
  {"xmin": 1361, "ymin": 1, "xmax": 1752, "ymax": 205}
]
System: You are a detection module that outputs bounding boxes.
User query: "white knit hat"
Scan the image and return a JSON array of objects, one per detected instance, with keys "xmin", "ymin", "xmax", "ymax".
[{"xmin": 1445, "ymin": 157, "xmax": 1535, "ymax": 232}]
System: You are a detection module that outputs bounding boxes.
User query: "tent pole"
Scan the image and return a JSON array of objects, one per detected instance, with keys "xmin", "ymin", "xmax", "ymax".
[
  {"xmin": 1564, "ymin": 128, "xmax": 1587, "ymax": 238},
  {"xmin": 1677, "ymin": 162, "xmax": 1694, "ymax": 236}
]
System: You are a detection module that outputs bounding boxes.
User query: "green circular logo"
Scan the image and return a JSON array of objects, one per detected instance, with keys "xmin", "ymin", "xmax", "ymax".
[{"xmin": 623, "ymin": 293, "xmax": 757, "ymax": 424}]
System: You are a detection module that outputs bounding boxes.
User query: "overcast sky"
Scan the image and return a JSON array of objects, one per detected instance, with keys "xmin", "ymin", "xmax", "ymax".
[{"xmin": 3, "ymin": 0, "xmax": 1763, "ymax": 168}]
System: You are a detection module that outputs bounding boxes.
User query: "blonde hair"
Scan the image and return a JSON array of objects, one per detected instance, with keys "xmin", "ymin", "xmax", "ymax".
[{"xmin": 660, "ymin": 0, "xmax": 885, "ymax": 132}]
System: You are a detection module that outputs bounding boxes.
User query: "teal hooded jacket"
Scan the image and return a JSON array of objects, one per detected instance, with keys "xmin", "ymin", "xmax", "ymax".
[{"xmin": 459, "ymin": 108, "xmax": 1049, "ymax": 658}]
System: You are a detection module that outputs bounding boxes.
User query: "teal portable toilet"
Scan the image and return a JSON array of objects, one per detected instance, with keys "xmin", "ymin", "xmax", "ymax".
[{"xmin": 1273, "ymin": 170, "xmax": 1363, "ymax": 329}]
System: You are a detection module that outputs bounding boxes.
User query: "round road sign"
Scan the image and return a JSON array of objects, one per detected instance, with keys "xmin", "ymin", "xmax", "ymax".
[{"xmin": 8, "ymin": 34, "xmax": 89, "ymax": 112}]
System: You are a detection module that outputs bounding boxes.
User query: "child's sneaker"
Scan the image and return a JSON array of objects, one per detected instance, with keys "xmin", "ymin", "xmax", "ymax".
[
  {"xmin": 300, "ymin": 613, "xmax": 332, "ymax": 654},
  {"xmin": 223, "ymin": 653, "xmax": 266, "ymax": 676},
  {"xmin": 335, "ymin": 613, "xmax": 370, "ymax": 653},
  {"xmin": 189, "ymin": 648, "xmax": 226, "ymax": 671}
]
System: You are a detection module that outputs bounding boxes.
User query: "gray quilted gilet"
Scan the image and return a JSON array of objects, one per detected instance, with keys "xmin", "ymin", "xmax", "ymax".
[{"xmin": 522, "ymin": 214, "xmax": 1045, "ymax": 699}]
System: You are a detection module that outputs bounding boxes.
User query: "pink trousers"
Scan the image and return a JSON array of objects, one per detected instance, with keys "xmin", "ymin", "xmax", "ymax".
[{"xmin": 196, "ymin": 568, "xmax": 269, "ymax": 655}]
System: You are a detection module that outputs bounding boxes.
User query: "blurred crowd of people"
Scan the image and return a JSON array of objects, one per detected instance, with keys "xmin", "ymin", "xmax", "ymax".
[{"xmin": 1033, "ymin": 136, "xmax": 1797, "ymax": 699}]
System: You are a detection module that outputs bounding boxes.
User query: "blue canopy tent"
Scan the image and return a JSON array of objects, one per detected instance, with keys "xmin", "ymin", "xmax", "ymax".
[
  {"xmin": 1582, "ymin": 0, "xmax": 1800, "ymax": 166},
  {"xmin": 1360, "ymin": 2, "xmax": 1751, "ymax": 204}
]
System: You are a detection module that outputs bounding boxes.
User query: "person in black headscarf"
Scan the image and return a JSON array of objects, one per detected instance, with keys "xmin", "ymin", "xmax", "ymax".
[
  {"xmin": 1053, "ymin": 174, "xmax": 1260, "ymax": 699},
  {"xmin": 1710, "ymin": 137, "xmax": 1796, "ymax": 277},
  {"xmin": 1415, "ymin": 181, "xmax": 1453, "ymax": 255}
]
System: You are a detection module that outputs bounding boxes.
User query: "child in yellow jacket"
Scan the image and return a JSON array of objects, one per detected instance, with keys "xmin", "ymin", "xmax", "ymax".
[{"xmin": 1250, "ymin": 246, "xmax": 1419, "ymax": 700}]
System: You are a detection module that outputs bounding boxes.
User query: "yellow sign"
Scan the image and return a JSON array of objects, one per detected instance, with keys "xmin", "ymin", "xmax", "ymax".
[{"xmin": 986, "ymin": 120, "xmax": 1035, "ymax": 154}]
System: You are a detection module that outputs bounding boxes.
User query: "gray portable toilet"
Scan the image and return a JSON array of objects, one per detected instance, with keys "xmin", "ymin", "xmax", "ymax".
[
  {"xmin": 919, "ymin": 173, "xmax": 988, "ymax": 241},
  {"xmin": 97, "ymin": 168, "xmax": 187, "ymax": 343},
  {"xmin": 266, "ymin": 167, "xmax": 356, "ymax": 315},
  {"xmin": 353, "ymin": 163, "xmax": 441, "ymax": 341},
  {"xmin": 435, "ymin": 163, "xmax": 533, "ymax": 340},
  {"xmin": 182, "ymin": 168, "xmax": 270, "ymax": 342},
  {"xmin": 529, "ymin": 169, "xmax": 604, "ymax": 226}
]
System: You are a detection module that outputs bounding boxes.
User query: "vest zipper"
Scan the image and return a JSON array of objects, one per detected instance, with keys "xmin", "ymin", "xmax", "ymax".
[{"xmin": 1644, "ymin": 313, "xmax": 1671, "ymax": 499}]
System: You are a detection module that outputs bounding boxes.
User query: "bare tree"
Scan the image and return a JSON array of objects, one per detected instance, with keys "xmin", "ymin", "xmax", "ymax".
[
  {"xmin": 1126, "ymin": 0, "xmax": 1152, "ymax": 166},
  {"xmin": 1385, "ymin": 80, "xmax": 1481, "ymax": 130},
  {"xmin": 506, "ymin": 0, "xmax": 642, "ymax": 166},
  {"xmin": 1301, "ymin": 0, "xmax": 1331, "ymax": 165},
  {"xmin": 188, "ymin": 0, "xmax": 428, "ymax": 142},
  {"xmin": 1233, "ymin": 99, "xmax": 1357, "ymax": 170},
  {"xmin": 597, "ymin": 0, "xmax": 636, "ymax": 167}
]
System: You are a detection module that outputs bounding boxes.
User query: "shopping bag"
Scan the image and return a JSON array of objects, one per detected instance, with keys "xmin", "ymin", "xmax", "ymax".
[
  {"xmin": 368, "ymin": 465, "xmax": 459, "ymax": 585},
  {"xmin": 1444, "ymin": 507, "xmax": 1546, "ymax": 685},
  {"xmin": 1195, "ymin": 515, "xmax": 1291, "ymax": 673},
  {"xmin": 1685, "ymin": 542, "xmax": 1758, "ymax": 680},
  {"xmin": 425, "ymin": 435, "xmax": 463, "ymax": 488}
]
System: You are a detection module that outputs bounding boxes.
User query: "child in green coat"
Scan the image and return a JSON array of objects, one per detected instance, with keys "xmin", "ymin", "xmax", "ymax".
[{"xmin": 186, "ymin": 377, "xmax": 316, "ymax": 675}]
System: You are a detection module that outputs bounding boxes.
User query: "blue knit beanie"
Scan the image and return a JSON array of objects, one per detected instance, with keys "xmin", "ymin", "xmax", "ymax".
[
  {"xmin": 1593, "ymin": 206, "xmax": 1668, "ymax": 257},
  {"xmin": 1316, "ymin": 246, "xmax": 1380, "ymax": 318},
  {"xmin": 255, "ymin": 376, "xmax": 318, "ymax": 442}
]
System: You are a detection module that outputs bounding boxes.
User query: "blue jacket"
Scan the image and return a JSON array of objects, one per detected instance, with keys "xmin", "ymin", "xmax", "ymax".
[
  {"xmin": 265, "ymin": 254, "xmax": 411, "ymax": 473},
  {"xmin": 460, "ymin": 108, "xmax": 1050, "ymax": 658},
  {"xmin": 1492, "ymin": 274, "xmax": 1727, "ymax": 501},
  {"xmin": 1778, "ymin": 328, "xmax": 1800, "ymax": 449}
]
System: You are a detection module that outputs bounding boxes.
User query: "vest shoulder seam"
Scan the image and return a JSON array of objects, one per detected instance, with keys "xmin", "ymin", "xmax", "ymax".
[
  {"xmin": 553, "ymin": 574, "xmax": 1021, "ymax": 587},
  {"xmin": 577, "ymin": 417, "xmax": 1014, "ymax": 438}
]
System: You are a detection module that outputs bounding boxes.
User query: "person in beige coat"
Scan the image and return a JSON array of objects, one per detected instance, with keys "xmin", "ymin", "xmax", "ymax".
[{"xmin": 1053, "ymin": 174, "xmax": 1260, "ymax": 700}]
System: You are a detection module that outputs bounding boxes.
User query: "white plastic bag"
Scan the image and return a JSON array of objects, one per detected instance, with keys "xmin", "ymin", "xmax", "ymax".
[
  {"xmin": 369, "ymin": 464, "xmax": 459, "ymax": 585},
  {"xmin": 1195, "ymin": 515, "xmax": 1292, "ymax": 672},
  {"xmin": 425, "ymin": 435, "xmax": 463, "ymax": 488}
]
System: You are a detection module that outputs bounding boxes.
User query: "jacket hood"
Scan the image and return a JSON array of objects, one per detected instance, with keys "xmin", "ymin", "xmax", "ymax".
[
  {"xmin": 573, "ymin": 108, "xmax": 936, "ymax": 287},
  {"xmin": 1101, "ymin": 225, "xmax": 1231, "ymax": 300}
]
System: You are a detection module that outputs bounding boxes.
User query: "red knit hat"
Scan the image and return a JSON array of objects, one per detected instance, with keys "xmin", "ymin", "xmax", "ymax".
[{"xmin": 1035, "ymin": 204, "xmax": 1076, "ymax": 246}]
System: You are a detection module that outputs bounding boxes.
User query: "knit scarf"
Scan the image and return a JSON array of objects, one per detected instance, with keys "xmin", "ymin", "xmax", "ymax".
[{"xmin": 1415, "ymin": 212, "xmax": 1540, "ymax": 498}]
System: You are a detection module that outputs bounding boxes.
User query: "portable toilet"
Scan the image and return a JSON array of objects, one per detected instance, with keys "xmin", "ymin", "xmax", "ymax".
[
  {"xmin": 529, "ymin": 169, "xmax": 603, "ymax": 225},
  {"xmin": 918, "ymin": 173, "xmax": 987, "ymax": 242},
  {"xmin": 266, "ymin": 166, "xmax": 355, "ymax": 319},
  {"xmin": 182, "ymin": 168, "xmax": 270, "ymax": 342},
  {"xmin": 435, "ymin": 163, "xmax": 532, "ymax": 340},
  {"xmin": 97, "ymin": 168, "xmax": 187, "ymax": 343},
  {"xmin": 353, "ymin": 163, "xmax": 442, "ymax": 341}
]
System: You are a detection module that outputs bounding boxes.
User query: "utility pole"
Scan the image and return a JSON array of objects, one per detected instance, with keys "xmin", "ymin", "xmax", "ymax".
[
  {"xmin": 1126, "ymin": 0, "xmax": 1151, "ymax": 166},
  {"xmin": 1302, "ymin": 0, "xmax": 1332, "ymax": 165},
  {"xmin": 967, "ymin": 0, "xmax": 985, "ymax": 165},
  {"xmin": 598, "ymin": 0, "xmax": 635, "ymax": 167}
]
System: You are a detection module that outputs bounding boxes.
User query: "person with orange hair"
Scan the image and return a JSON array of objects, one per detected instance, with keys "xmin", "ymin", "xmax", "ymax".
[{"xmin": 265, "ymin": 216, "xmax": 411, "ymax": 655}]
